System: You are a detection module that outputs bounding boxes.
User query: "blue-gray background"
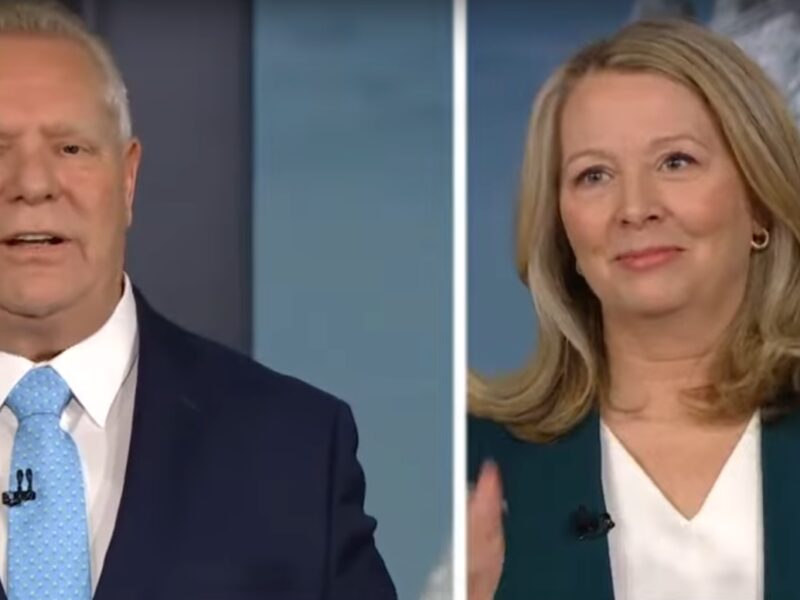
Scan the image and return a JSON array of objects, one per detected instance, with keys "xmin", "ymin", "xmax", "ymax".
[
  {"xmin": 79, "ymin": 0, "xmax": 451, "ymax": 598},
  {"xmin": 468, "ymin": 0, "xmax": 712, "ymax": 375},
  {"xmin": 253, "ymin": 3, "xmax": 452, "ymax": 599}
]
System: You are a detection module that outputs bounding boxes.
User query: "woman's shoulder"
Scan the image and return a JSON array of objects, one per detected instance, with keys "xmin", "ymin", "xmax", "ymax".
[
  {"xmin": 468, "ymin": 414, "xmax": 548, "ymax": 481},
  {"xmin": 468, "ymin": 414, "xmax": 508, "ymax": 443},
  {"xmin": 468, "ymin": 411, "xmax": 600, "ymax": 482}
]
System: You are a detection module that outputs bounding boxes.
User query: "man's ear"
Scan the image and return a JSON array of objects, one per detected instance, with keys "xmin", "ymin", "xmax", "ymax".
[{"xmin": 122, "ymin": 137, "xmax": 142, "ymax": 227}]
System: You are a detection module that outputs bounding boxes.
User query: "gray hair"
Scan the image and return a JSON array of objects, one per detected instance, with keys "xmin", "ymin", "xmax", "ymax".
[{"xmin": 0, "ymin": 0, "xmax": 131, "ymax": 140}]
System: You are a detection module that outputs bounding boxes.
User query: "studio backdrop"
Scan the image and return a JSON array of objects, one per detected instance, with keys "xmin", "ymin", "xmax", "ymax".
[{"xmin": 68, "ymin": 0, "xmax": 452, "ymax": 598}]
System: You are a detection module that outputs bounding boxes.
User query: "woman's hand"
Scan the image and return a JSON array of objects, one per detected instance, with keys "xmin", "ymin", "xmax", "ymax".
[{"xmin": 468, "ymin": 461, "xmax": 505, "ymax": 600}]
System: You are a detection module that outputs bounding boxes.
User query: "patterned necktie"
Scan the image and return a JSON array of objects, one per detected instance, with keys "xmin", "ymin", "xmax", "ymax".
[{"xmin": 5, "ymin": 366, "xmax": 91, "ymax": 599}]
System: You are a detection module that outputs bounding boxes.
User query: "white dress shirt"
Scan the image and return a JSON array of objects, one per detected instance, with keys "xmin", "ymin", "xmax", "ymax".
[
  {"xmin": 0, "ymin": 275, "xmax": 138, "ymax": 592},
  {"xmin": 601, "ymin": 413, "xmax": 763, "ymax": 600}
]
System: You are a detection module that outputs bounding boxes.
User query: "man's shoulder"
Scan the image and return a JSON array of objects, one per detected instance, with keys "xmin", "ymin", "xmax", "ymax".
[{"xmin": 144, "ymin": 304, "xmax": 346, "ymax": 424}]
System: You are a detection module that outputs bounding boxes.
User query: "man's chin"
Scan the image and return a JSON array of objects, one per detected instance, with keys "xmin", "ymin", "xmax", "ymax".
[{"xmin": 0, "ymin": 289, "xmax": 79, "ymax": 321}]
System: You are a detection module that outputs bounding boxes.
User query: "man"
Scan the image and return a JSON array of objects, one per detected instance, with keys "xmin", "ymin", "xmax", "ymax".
[{"xmin": 0, "ymin": 1, "xmax": 396, "ymax": 598}]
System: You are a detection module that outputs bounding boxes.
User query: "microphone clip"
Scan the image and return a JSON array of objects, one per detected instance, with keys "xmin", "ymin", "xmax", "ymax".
[
  {"xmin": 572, "ymin": 504, "xmax": 614, "ymax": 540},
  {"xmin": 2, "ymin": 469, "xmax": 36, "ymax": 507}
]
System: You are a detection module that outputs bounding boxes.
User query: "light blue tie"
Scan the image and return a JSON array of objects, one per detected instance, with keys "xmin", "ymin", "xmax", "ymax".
[{"xmin": 5, "ymin": 367, "xmax": 91, "ymax": 599}]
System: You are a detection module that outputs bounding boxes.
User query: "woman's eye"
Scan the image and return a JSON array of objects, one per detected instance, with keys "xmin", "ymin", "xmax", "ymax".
[
  {"xmin": 575, "ymin": 168, "xmax": 609, "ymax": 186},
  {"xmin": 661, "ymin": 152, "xmax": 696, "ymax": 171}
]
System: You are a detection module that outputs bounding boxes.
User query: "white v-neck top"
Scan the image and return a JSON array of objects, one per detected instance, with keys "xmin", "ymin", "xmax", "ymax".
[{"xmin": 601, "ymin": 413, "xmax": 763, "ymax": 600}]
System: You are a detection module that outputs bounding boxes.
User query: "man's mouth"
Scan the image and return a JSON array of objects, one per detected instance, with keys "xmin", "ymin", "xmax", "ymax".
[{"xmin": 4, "ymin": 233, "xmax": 67, "ymax": 247}]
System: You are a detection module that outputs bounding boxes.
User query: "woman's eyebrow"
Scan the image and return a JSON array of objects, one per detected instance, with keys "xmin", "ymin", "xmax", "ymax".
[{"xmin": 647, "ymin": 132, "xmax": 710, "ymax": 151}]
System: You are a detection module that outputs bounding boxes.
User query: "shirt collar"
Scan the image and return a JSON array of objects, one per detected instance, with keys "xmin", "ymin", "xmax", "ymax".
[{"xmin": 0, "ymin": 274, "xmax": 139, "ymax": 428}]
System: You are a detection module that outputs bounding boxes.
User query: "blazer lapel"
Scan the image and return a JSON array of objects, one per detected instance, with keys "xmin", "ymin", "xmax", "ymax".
[
  {"xmin": 93, "ymin": 292, "xmax": 205, "ymax": 599},
  {"xmin": 553, "ymin": 408, "xmax": 615, "ymax": 599},
  {"xmin": 761, "ymin": 403, "xmax": 800, "ymax": 599},
  {"xmin": 499, "ymin": 408, "xmax": 614, "ymax": 599}
]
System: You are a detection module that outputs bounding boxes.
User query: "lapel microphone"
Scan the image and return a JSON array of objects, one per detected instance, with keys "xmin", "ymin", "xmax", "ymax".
[
  {"xmin": 572, "ymin": 504, "xmax": 614, "ymax": 540},
  {"xmin": 2, "ymin": 468, "xmax": 36, "ymax": 507}
]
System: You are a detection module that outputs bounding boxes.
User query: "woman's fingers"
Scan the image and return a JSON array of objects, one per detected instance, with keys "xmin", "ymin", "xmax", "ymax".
[{"xmin": 468, "ymin": 461, "xmax": 505, "ymax": 600}]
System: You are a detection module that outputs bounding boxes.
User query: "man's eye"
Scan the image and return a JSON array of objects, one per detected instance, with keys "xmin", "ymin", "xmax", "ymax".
[{"xmin": 62, "ymin": 144, "xmax": 82, "ymax": 155}]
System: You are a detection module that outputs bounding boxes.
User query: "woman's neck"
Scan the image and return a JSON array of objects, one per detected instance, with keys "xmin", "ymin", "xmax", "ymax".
[{"xmin": 602, "ymin": 307, "xmax": 732, "ymax": 423}]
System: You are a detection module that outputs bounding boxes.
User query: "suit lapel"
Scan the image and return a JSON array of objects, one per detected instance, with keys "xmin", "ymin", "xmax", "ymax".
[
  {"xmin": 0, "ymin": 292, "xmax": 204, "ymax": 600},
  {"xmin": 761, "ymin": 404, "xmax": 800, "ymax": 599},
  {"xmin": 93, "ymin": 292, "xmax": 205, "ymax": 599}
]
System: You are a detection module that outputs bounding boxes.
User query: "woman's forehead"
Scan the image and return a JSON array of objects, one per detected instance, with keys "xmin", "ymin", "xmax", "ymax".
[{"xmin": 559, "ymin": 71, "xmax": 720, "ymax": 152}]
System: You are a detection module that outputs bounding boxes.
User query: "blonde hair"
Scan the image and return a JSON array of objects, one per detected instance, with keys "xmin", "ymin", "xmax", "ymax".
[
  {"xmin": 0, "ymin": 0, "xmax": 131, "ymax": 140},
  {"xmin": 469, "ymin": 19, "xmax": 800, "ymax": 442}
]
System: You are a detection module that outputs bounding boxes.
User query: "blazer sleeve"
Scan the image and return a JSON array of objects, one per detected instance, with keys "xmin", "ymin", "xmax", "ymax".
[
  {"xmin": 469, "ymin": 415, "xmax": 504, "ymax": 483},
  {"xmin": 325, "ymin": 401, "xmax": 397, "ymax": 599}
]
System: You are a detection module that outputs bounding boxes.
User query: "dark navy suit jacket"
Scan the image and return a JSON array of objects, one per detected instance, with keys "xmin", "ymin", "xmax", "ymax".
[{"xmin": 0, "ymin": 290, "xmax": 396, "ymax": 599}]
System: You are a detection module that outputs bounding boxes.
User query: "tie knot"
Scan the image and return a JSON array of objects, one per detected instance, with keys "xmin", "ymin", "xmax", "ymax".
[{"xmin": 6, "ymin": 366, "xmax": 71, "ymax": 420}]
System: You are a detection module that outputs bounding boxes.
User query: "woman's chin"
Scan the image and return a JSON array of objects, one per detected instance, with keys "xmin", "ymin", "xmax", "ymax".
[{"xmin": 609, "ymin": 291, "xmax": 690, "ymax": 320}]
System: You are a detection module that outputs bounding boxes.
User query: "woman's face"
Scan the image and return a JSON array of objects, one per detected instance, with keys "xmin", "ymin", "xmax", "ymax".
[{"xmin": 558, "ymin": 71, "xmax": 759, "ymax": 321}]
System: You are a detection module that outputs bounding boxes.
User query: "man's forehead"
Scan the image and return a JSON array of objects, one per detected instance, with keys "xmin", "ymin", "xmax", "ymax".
[
  {"xmin": 0, "ymin": 34, "xmax": 115, "ymax": 139},
  {"xmin": 0, "ymin": 32, "xmax": 103, "ymax": 83}
]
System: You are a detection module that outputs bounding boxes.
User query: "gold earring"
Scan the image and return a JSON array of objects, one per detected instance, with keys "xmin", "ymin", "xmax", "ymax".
[{"xmin": 751, "ymin": 229, "xmax": 770, "ymax": 251}]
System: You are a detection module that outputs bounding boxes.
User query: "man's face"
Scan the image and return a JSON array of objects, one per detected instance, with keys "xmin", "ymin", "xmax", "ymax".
[{"xmin": 0, "ymin": 34, "xmax": 140, "ymax": 321}]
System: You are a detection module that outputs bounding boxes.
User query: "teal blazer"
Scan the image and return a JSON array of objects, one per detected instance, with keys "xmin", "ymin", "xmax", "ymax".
[{"xmin": 469, "ymin": 404, "xmax": 800, "ymax": 599}]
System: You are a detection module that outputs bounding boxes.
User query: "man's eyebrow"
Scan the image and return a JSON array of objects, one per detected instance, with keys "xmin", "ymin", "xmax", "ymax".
[{"xmin": 41, "ymin": 124, "xmax": 89, "ymax": 137}]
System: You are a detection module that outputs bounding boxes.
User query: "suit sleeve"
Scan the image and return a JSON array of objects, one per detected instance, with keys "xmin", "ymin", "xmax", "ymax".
[{"xmin": 325, "ymin": 401, "xmax": 397, "ymax": 599}]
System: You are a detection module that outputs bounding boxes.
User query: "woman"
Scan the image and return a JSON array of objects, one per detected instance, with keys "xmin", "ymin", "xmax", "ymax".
[{"xmin": 468, "ymin": 18, "xmax": 800, "ymax": 600}]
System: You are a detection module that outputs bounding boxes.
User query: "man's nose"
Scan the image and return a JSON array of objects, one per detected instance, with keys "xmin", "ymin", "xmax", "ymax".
[{"xmin": 6, "ymin": 148, "xmax": 60, "ymax": 205}]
